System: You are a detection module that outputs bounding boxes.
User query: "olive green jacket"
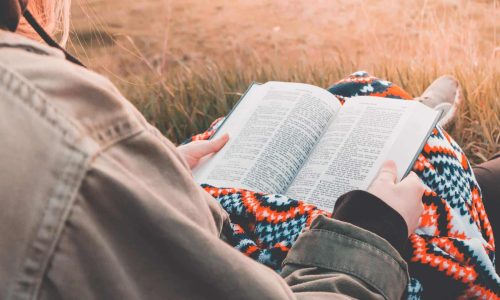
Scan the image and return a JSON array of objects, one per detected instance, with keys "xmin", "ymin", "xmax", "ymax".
[{"xmin": 0, "ymin": 30, "xmax": 409, "ymax": 300}]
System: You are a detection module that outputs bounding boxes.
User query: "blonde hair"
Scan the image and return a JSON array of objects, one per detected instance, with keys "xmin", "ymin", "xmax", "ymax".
[{"xmin": 16, "ymin": 0, "xmax": 71, "ymax": 46}]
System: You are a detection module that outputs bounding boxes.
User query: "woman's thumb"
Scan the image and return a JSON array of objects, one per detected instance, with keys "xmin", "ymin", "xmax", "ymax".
[
  {"xmin": 191, "ymin": 133, "xmax": 229, "ymax": 159},
  {"xmin": 375, "ymin": 160, "xmax": 398, "ymax": 183},
  {"xmin": 207, "ymin": 133, "xmax": 229, "ymax": 153}
]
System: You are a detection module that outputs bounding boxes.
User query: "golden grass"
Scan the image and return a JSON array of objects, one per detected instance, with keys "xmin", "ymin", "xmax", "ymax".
[
  {"xmin": 120, "ymin": 61, "xmax": 499, "ymax": 164},
  {"xmin": 69, "ymin": 0, "xmax": 499, "ymax": 164}
]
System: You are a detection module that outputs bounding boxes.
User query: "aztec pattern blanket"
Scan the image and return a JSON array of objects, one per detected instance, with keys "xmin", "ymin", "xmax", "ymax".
[{"xmin": 185, "ymin": 72, "xmax": 499, "ymax": 299}]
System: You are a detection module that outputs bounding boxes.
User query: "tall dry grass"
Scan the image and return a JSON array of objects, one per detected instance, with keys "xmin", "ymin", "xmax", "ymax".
[
  {"xmin": 120, "ymin": 61, "xmax": 499, "ymax": 164},
  {"xmin": 69, "ymin": 0, "xmax": 499, "ymax": 164}
]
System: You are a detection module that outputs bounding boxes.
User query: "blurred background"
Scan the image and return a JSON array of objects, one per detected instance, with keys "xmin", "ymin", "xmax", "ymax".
[{"xmin": 69, "ymin": 0, "xmax": 499, "ymax": 163}]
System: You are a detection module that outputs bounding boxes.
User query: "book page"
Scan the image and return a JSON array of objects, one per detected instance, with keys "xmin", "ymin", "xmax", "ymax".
[
  {"xmin": 193, "ymin": 81, "xmax": 341, "ymax": 194},
  {"xmin": 286, "ymin": 97, "xmax": 439, "ymax": 211}
]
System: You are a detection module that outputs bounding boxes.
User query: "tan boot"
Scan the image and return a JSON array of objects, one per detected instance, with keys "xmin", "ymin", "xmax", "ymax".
[{"xmin": 414, "ymin": 75, "xmax": 462, "ymax": 128}]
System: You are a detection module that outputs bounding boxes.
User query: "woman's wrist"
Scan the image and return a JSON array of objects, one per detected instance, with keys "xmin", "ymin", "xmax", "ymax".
[{"xmin": 332, "ymin": 190, "xmax": 409, "ymax": 256}]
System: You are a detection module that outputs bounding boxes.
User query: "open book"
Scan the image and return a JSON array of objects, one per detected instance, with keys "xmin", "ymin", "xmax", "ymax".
[{"xmin": 194, "ymin": 82, "xmax": 441, "ymax": 211}]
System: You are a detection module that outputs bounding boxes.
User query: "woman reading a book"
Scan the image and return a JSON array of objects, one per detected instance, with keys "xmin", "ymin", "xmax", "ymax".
[{"xmin": 0, "ymin": 0, "xmax": 497, "ymax": 299}]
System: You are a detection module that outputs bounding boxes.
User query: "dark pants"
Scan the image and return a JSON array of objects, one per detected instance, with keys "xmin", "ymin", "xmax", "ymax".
[{"xmin": 473, "ymin": 152, "xmax": 500, "ymax": 275}]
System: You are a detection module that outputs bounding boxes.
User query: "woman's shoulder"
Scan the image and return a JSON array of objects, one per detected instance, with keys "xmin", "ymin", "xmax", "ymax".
[{"xmin": 0, "ymin": 30, "xmax": 147, "ymax": 152}]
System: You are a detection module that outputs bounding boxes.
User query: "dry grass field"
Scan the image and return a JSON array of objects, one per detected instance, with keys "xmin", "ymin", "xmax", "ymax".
[{"xmin": 68, "ymin": 0, "xmax": 499, "ymax": 164}]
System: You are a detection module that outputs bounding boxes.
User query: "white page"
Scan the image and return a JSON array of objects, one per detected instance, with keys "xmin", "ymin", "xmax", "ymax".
[
  {"xmin": 193, "ymin": 81, "xmax": 341, "ymax": 194},
  {"xmin": 286, "ymin": 97, "xmax": 439, "ymax": 211}
]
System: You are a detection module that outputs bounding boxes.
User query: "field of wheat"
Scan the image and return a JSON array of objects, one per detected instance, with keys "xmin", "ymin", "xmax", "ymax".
[{"xmin": 68, "ymin": 0, "xmax": 499, "ymax": 164}]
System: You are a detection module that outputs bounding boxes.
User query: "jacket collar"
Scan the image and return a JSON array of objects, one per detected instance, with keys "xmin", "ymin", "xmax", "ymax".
[{"xmin": 0, "ymin": 29, "xmax": 65, "ymax": 59}]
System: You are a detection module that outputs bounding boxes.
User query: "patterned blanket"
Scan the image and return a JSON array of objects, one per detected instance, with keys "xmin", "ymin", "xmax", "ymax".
[{"xmin": 186, "ymin": 72, "xmax": 499, "ymax": 299}]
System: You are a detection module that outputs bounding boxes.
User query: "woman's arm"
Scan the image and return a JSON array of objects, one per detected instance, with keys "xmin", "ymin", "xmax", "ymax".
[{"xmin": 1, "ymin": 40, "xmax": 418, "ymax": 298}]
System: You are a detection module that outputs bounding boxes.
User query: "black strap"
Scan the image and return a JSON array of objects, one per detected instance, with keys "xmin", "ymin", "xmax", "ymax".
[{"xmin": 23, "ymin": 10, "xmax": 86, "ymax": 68}]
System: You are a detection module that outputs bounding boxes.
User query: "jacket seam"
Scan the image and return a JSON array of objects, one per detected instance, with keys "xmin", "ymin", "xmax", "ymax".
[
  {"xmin": 0, "ymin": 43, "xmax": 52, "ymax": 56},
  {"xmin": 282, "ymin": 228, "xmax": 408, "ymax": 298},
  {"xmin": 8, "ymin": 146, "xmax": 90, "ymax": 299},
  {"xmin": 0, "ymin": 61, "xmax": 81, "ymax": 141},
  {"xmin": 304, "ymin": 228, "xmax": 406, "ymax": 269},
  {"xmin": 88, "ymin": 121, "xmax": 146, "ymax": 160},
  {"xmin": 32, "ymin": 148, "xmax": 90, "ymax": 299},
  {"xmin": 284, "ymin": 256, "xmax": 405, "ymax": 299},
  {"xmin": 286, "ymin": 263, "xmax": 392, "ymax": 300},
  {"xmin": 0, "ymin": 57, "xmax": 147, "ymax": 157}
]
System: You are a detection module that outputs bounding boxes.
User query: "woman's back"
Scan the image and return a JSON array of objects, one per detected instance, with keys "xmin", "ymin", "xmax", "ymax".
[{"xmin": 0, "ymin": 30, "xmax": 240, "ymax": 299}]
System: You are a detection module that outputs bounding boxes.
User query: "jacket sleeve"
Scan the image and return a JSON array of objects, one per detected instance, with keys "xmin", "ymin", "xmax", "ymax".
[
  {"xmin": 36, "ymin": 126, "xmax": 409, "ymax": 300},
  {"xmin": 24, "ymin": 85, "xmax": 407, "ymax": 300},
  {"xmin": 282, "ymin": 215, "xmax": 409, "ymax": 300}
]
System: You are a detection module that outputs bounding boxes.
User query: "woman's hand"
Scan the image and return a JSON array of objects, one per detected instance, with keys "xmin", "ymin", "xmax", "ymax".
[
  {"xmin": 177, "ymin": 134, "xmax": 229, "ymax": 169},
  {"xmin": 368, "ymin": 160, "xmax": 425, "ymax": 236}
]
